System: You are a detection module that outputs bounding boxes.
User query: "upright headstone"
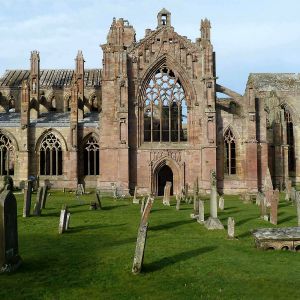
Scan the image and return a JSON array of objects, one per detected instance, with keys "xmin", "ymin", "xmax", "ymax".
[
  {"xmin": 227, "ymin": 217, "xmax": 235, "ymax": 239},
  {"xmin": 197, "ymin": 200, "xmax": 205, "ymax": 224},
  {"xmin": 218, "ymin": 196, "xmax": 224, "ymax": 211},
  {"xmin": 285, "ymin": 180, "xmax": 292, "ymax": 202},
  {"xmin": 256, "ymin": 192, "xmax": 264, "ymax": 206},
  {"xmin": 112, "ymin": 183, "xmax": 118, "ymax": 199},
  {"xmin": 133, "ymin": 186, "xmax": 139, "ymax": 204},
  {"xmin": 66, "ymin": 212, "xmax": 71, "ymax": 230},
  {"xmin": 263, "ymin": 168, "xmax": 273, "ymax": 207},
  {"xmin": 270, "ymin": 189, "xmax": 279, "ymax": 225},
  {"xmin": 191, "ymin": 199, "xmax": 199, "ymax": 219},
  {"xmin": 291, "ymin": 187, "xmax": 296, "ymax": 204},
  {"xmin": 176, "ymin": 194, "xmax": 181, "ymax": 211},
  {"xmin": 295, "ymin": 191, "xmax": 300, "ymax": 226},
  {"xmin": 22, "ymin": 180, "xmax": 33, "ymax": 217},
  {"xmin": 96, "ymin": 191, "xmax": 102, "ymax": 209},
  {"xmin": 163, "ymin": 181, "xmax": 171, "ymax": 206},
  {"xmin": 132, "ymin": 196, "xmax": 154, "ymax": 274},
  {"xmin": 58, "ymin": 205, "xmax": 69, "ymax": 234},
  {"xmin": 41, "ymin": 185, "xmax": 48, "ymax": 209},
  {"xmin": 204, "ymin": 170, "xmax": 224, "ymax": 230},
  {"xmin": 140, "ymin": 197, "xmax": 145, "ymax": 214},
  {"xmin": 260, "ymin": 195, "xmax": 268, "ymax": 221},
  {"xmin": 33, "ymin": 187, "xmax": 43, "ymax": 216},
  {"xmin": 0, "ymin": 190, "xmax": 22, "ymax": 272}
]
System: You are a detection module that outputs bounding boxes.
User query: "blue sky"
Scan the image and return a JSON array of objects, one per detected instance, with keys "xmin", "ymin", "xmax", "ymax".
[{"xmin": 1, "ymin": 0, "xmax": 300, "ymax": 93}]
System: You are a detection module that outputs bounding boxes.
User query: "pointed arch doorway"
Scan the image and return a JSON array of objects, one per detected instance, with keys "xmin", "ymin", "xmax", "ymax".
[{"xmin": 156, "ymin": 165, "xmax": 174, "ymax": 196}]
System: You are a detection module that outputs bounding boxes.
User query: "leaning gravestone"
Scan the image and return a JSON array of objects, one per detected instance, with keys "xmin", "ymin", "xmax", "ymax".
[
  {"xmin": 218, "ymin": 196, "xmax": 224, "ymax": 211},
  {"xmin": 132, "ymin": 196, "xmax": 154, "ymax": 274},
  {"xmin": 22, "ymin": 180, "xmax": 33, "ymax": 217},
  {"xmin": 227, "ymin": 217, "xmax": 235, "ymax": 239},
  {"xmin": 295, "ymin": 191, "xmax": 300, "ymax": 226},
  {"xmin": 163, "ymin": 182, "xmax": 171, "ymax": 206},
  {"xmin": 58, "ymin": 205, "xmax": 69, "ymax": 234},
  {"xmin": 41, "ymin": 185, "xmax": 48, "ymax": 209},
  {"xmin": 0, "ymin": 190, "xmax": 22, "ymax": 272},
  {"xmin": 197, "ymin": 200, "xmax": 205, "ymax": 224},
  {"xmin": 204, "ymin": 170, "xmax": 224, "ymax": 230},
  {"xmin": 270, "ymin": 189, "xmax": 279, "ymax": 225},
  {"xmin": 96, "ymin": 191, "xmax": 102, "ymax": 209},
  {"xmin": 133, "ymin": 186, "xmax": 139, "ymax": 204}
]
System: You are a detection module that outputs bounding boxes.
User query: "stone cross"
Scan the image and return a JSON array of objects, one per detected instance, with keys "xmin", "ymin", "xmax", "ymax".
[
  {"xmin": 218, "ymin": 196, "xmax": 224, "ymax": 211},
  {"xmin": 204, "ymin": 170, "xmax": 224, "ymax": 230},
  {"xmin": 132, "ymin": 196, "xmax": 154, "ymax": 274},
  {"xmin": 197, "ymin": 200, "xmax": 205, "ymax": 224},
  {"xmin": 163, "ymin": 181, "xmax": 171, "ymax": 206},
  {"xmin": 176, "ymin": 194, "xmax": 180, "ymax": 210},
  {"xmin": 140, "ymin": 197, "xmax": 145, "ymax": 214},
  {"xmin": 59, "ymin": 205, "xmax": 69, "ymax": 234},
  {"xmin": 0, "ymin": 190, "xmax": 22, "ymax": 272},
  {"xmin": 227, "ymin": 217, "xmax": 235, "ymax": 239},
  {"xmin": 270, "ymin": 189, "xmax": 279, "ymax": 225},
  {"xmin": 295, "ymin": 191, "xmax": 300, "ymax": 226},
  {"xmin": 41, "ymin": 185, "xmax": 48, "ymax": 209},
  {"xmin": 22, "ymin": 180, "xmax": 33, "ymax": 217},
  {"xmin": 133, "ymin": 186, "xmax": 139, "ymax": 204},
  {"xmin": 96, "ymin": 191, "xmax": 102, "ymax": 209}
]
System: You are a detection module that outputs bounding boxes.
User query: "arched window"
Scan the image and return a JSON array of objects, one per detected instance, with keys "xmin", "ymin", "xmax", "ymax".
[
  {"xmin": 284, "ymin": 110, "xmax": 295, "ymax": 173},
  {"xmin": 40, "ymin": 133, "xmax": 62, "ymax": 175},
  {"xmin": 224, "ymin": 129, "xmax": 236, "ymax": 175},
  {"xmin": 84, "ymin": 136, "xmax": 99, "ymax": 175},
  {"xmin": 143, "ymin": 65, "xmax": 188, "ymax": 142},
  {"xmin": 0, "ymin": 134, "xmax": 15, "ymax": 176}
]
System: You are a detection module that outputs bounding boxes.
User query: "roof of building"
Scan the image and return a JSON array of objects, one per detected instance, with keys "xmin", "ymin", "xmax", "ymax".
[
  {"xmin": 248, "ymin": 73, "xmax": 300, "ymax": 92},
  {"xmin": 0, "ymin": 69, "xmax": 102, "ymax": 88}
]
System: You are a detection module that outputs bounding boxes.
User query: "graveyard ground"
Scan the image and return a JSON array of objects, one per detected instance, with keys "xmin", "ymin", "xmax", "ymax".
[{"xmin": 0, "ymin": 191, "xmax": 299, "ymax": 300}]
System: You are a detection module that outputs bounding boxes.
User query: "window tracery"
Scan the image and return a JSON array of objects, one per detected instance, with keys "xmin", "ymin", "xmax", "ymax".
[{"xmin": 84, "ymin": 136, "xmax": 99, "ymax": 175}]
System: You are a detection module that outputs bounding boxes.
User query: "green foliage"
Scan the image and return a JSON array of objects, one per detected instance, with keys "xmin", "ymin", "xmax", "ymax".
[{"xmin": 0, "ymin": 192, "xmax": 299, "ymax": 299}]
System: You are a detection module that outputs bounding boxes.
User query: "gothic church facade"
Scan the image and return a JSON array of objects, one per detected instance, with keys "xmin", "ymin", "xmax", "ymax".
[{"xmin": 0, "ymin": 9, "xmax": 299, "ymax": 195}]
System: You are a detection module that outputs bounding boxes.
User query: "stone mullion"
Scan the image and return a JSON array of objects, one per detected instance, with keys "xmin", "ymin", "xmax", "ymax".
[
  {"xmin": 0, "ymin": 149, "xmax": 3, "ymax": 175},
  {"xmin": 159, "ymin": 99, "xmax": 162, "ymax": 142},
  {"xmin": 50, "ymin": 149, "xmax": 53, "ymax": 176},
  {"xmin": 169, "ymin": 104, "xmax": 171, "ymax": 142},
  {"xmin": 88, "ymin": 150, "xmax": 90, "ymax": 175},
  {"xmin": 56, "ymin": 149, "xmax": 58, "ymax": 176},
  {"xmin": 178, "ymin": 103, "xmax": 181, "ymax": 142},
  {"xmin": 150, "ymin": 102, "xmax": 153, "ymax": 143}
]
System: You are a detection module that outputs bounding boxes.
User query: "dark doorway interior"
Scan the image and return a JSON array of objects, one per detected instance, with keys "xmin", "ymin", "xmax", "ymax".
[{"xmin": 157, "ymin": 165, "xmax": 173, "ymax": 196}]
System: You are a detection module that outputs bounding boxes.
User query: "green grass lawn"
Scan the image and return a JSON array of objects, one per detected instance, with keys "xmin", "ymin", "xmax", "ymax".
[{"xmin": 0, "ymin": 191, "xmax": 299, "ymax": 300}]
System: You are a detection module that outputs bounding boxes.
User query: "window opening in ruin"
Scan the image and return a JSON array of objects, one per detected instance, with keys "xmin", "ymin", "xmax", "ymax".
[
  {"xmin": 84, "ymin": 136, "xmax": 99, "ymax": 175},
  {"xmin": 143, "ymin": 65, "xmax": 188, "ymax": 143},
  {"xmin": 284, "ymin": 110, "xmax": 295, "ymax": 173},
  {"xmin": 224, "ymin": 129, "xmax": 236, "ymax": 175},
  {"xmin": 40, "ymin": 133, "xmax": 62, "ymax": 175},
  {"xmin": 0, "ymin": 134, "xmax": 14, "ymax": 176}
]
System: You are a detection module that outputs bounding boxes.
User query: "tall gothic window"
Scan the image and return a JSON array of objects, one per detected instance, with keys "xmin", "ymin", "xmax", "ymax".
[
  {"xmin": 40, "ymin": 133, "xmax": 62, "ymax": 175},
  {"xmin": 84, "ymin": 136, "xmax": 99, "ymax": 175},
  {"xmin": 284, "ymin": 110, "xmax": 295, "ymax": 173},
  {"xmin": 224, "ymin": 129, "xmax": 236, "ymax": 175},
  {"xmin": 0, "ymin": 134, "xmax": 15, "ymax": 176},
  {"xmin": 143, "ymin": 66, "xmax": 188, "ymax": 142}
]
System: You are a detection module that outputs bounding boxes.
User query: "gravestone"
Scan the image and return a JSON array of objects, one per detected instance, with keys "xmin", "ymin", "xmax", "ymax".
[
  {"xmin": 176, "ymin": 194, "xmax": 180, "ymax": 211},
  {"xmin": 66, "ymin": 213, "xmax": 71, "ymax": 230},
  {"xmin": 256, "ymin": 192, "xmax": 264, "ymax": 206},
  {"xmin": 270, "ymin": 189, "xmax": 279, "ymax": 225},
  {"xmin": 111, "ymin": 183, "xmax": 118, "ymax": 199},
  {"xmin": 140, "ymin": 197, "xmax": 145, "ymax": 214},
  {"xmin": 197, "ymin": 200, "xmax": 205, "ymax": 224},
  {"xmin": 96, "ymin": 191, "xmax": 102, "ymax": 209},
  {"xmin": 0, "ymin": 190, "xmax": 22, "ymax": 272},
  {"xmin": 191, "ymin": 199, "xmax": 199, "ymax": 219},
  {"xmin": 291, "ymin": 187, "xmax": 296, "ymax": 204},
  {"xmin": 162, "ymin": 181, "xmax": 171, "ymax": 206},
  {"xmin": 218, "ymin": 196, "xmax": 224, "ymax": 211},
  {"xmin": 285, "ymin": 180, "xmax": 292, "ymax": 202},
  {"xmin": 204, "ymin": 170, "xmax": 224, "ymax": 230},
  {"xmin": 260, "ymin": 194, "xmax": 268, "ymax": 220},
  {"xmin": 33, "ymin": 187, "xmax": 43, "ymax": 216},
  {"xmin": 227, "ymin": 217, "xmax": 235, "ymax": 239},
  {"xmin": 22, "ymin": 180, "xmax": 33, "ymax": 217},
  {"xmin": 133, "ymin": 186, "xmax": 139, "ymax": 204},
  {"xmin": 295, "ymin": 191, "xmax": 300, "ymax": 226},
  {"xmin": 58, "ymin": 205, "xmax": 69, "ymax": 234},
  {"xmin": 132, "ymin": 196, "xmax": 154, "ymax": 274},
  {"xmin": 41, "ymin": 185, "xmax": 48, "ymax": 209},
  {"xmin": 263, "ymin": 168, "xmax": 273, "ymax": 207}
]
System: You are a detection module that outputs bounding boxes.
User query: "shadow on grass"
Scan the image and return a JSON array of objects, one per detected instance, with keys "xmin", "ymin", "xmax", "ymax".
[
  {"xmin": 102, "ymin": 204, "xmax": 128, "ymax": 211},
  {"xmin": 238, "ymin": 231, "xmax": 252, "ymax": 239},
  {"xmin": 150, "ymin": 219, "xmax": 194, "ymax": 231},
  {"xmin": 69, "ymin": 223, "xmax": 127, "ymax": 233},
  {"xmin": 235, "ymin": 217, "xmax": 255, "ymax": 226},
  {"xmin": 225, "ymin": 206, "xmax": 238, "ymax": 210},
  {"xmin": 143, "ymin": 246, "xmax": 216, "ymax": 272},
  {"xmin": 278, "ymin": 215, "xmax": 295, "ymax": 224}
]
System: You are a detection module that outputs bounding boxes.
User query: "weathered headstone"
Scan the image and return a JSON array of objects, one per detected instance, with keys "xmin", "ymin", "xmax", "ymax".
[
  {"xmin": 22, "ymin": 180, "xmax": 33, "ymax": 217},
  {"xmin": 96, "ymin": 191, "xmax": 102, "ymax": 209},
  {"xmin": 132, "ymin": 196, "xmax": 154, "ymax": 274},
  {"xmin": 41, "ymin": 185, "xmax": 48, "ymax": 209},
  {"xmin": 33, "ymin": 187, "xmax": 43, "ymax": 216},
  {"xmin": 176, "ymin": 194, "xmax": 181, "ymax": 211},
  {"xmin": 218, "ymin": 196, "xmax": 224, "ymax": 211},
  {"xmin": 256, "ymin": 191, "xmax": 264, "ymax": 206},
  {"xmin": 270, "ymin": 189, "xmax": 279, "ymax": 225},
  {"xmin": 133, "ymin": 186, "xmax": 139, "ymax": 204},
  {"xmin": 295, "ymin": 191, "xmax": 300, "ymax": 226},
  {"xmin": 58, "ymin": 205, "xmax": 69, "ymax": 234},
  {"xmin": 191, "ymin": 199, "xmax": 199, "ymax": 219},
  {"xmin": 140, "ymin": 197, "xmax": 145, "ymax": 214},
  {"xmin": 204, "ymin": 170, "xmax": 224, "ymax": 230},
  {"xmin": 227, "ymin": 217, "xmax": 235, "ymax": 239},
  {"xmin": 197, "ymin": 200, "xmax": 205, "ymax": 224},
  {"xmin": 111, "ymin": 183, "xmax": 118, "ymax": 199},
  {"xmin": 291, "ymin": 187, "xmax": 296, "ymax": 204},
  {"xmin": 66, "ymin": 212, "xmax": 71, "ymax": 230},
  {"xmin": 162, "ymin": 181, "xmax": 171, "ymax": 206},
  {"xmin": 260, "ymin": 194, "xmax": 268, "ymax": 220},
  {"xmin": 285, "ymin": 180, "xmax": 292, "ymax": 202},
  {"xmin": 263, "ymin": 168, "xmax": 273, "ymax": 207},
  {"xmin": 0, "ymin": 190, "xmax": 22, "ymax": 272}
]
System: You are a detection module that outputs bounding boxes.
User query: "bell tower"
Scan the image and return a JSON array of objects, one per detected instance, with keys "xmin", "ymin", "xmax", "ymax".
[{"xmin": 157, "ymin": 8, "xmax": 171, "ymax": 27}]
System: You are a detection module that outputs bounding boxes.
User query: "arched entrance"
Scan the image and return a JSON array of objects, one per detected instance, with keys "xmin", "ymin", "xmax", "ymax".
[{"xmin": 157, "ymin": 165, "xmax": 173, "ymax": 196}]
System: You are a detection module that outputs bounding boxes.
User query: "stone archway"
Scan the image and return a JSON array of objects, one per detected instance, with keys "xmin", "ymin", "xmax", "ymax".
[{"xmin": 156, "ymin": 165, "xmax": 173, "ymax": 196}]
